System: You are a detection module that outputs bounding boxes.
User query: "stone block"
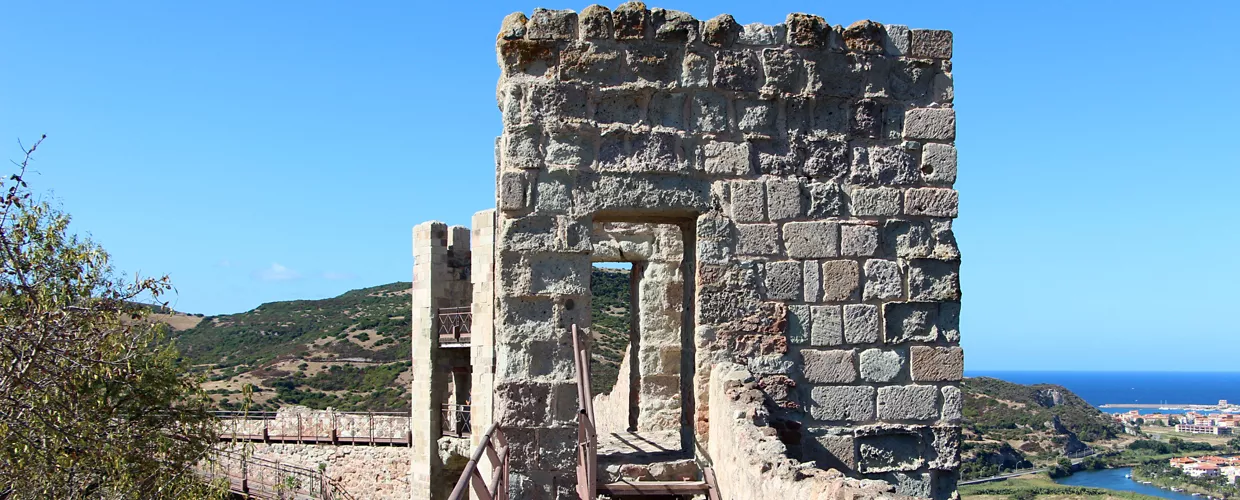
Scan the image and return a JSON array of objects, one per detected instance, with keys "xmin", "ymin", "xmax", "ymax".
[
  {"xmin": 877, "ymin": 385, "xmax": 939, "ymax": 421},
  {"xmin": 692, "ymin": 92, "xmax": 730, "ymax": 133},
  {"xmin": 714, "ymin": 50, "xmax": 763, "ymax": 92},
  {"xmin": 574, "ymin": 174, "xmax": 710, "ymax": 215},
  {"xmin": 806, "ymin": 182, "xmax": 844, "ymax": 218},
  {"xmin": 786, "ymin": 304, "xmax": 810, "ymax": 344},
  {"xmin": 761, "ymin": 48, "xmax": 806, "ymax": 94},
  {"xmin": 498, "ymin": 12, "xmax": 528, "ymax": 40},
  {"xmin": 857, "ymin": 430, "xmax": 925, "ymax": 473},
  {"xmin": 850, "ymin": 187, "xmax": 901, "ymax": 216},
  {"xmin": 860, "ymin": 348, "xmax": 904, "ymax": 383},
  {"xmin": 783, "ymin": 221, "xmax": 839, "ymax": 259},
  {"xmin": 504, "ymin": 125, "xmax": 543, "ymax": 170},
  {"xmin": 808, "ymin": 52, "xmax": 863, "ymax": 98},
  {"xmin": 529, "ymin": 82, "xmax": 587, "ymax": 120},
  {"xmin": 810, "ymin": 305, "xmax": 843, "ymax": 346},
  {"xmin": 903, "ymin": 108, "xmax": 956, "ymax": 140},
  {"xmin": 735, "ymin": 223, "xmax": 780, "ymax": 256},
  {"xmin": 729, "ymin": 180, "xmax": 767, "ymax": 223},
  {"xmin": 647, "ymin": 92, "xmax": 686, "ymax": 130},
  {"xmin": 702, "ymin": 14, "xmax": 741, "ymax": 47},
  {"xmin": 499, "ymin": 172, "xmax": 531, "ymax": 212},
  {"xmin": 809, "ymin": 385, "xmax": 875, "ymax": 421},
  {"xmin": 910, "ymin": 346, "xmax": 964, "ymax": 382},
  {"xmin": 579, "ymin": 5, "xmax": 613, "ymax": 40},
  {"xmin": 495, "ymin": 382, "xmax": 551, "ymax": 427},
  {"xmin": 763, "ymin": 260, "xmax": 802, "ymax": 301},
  {"xmin": 652, "ymin": 8, "xmax": 698, "ymax": 42},
  {"xmin": 851, "ymin": 98, "xmax": 883, "ymax": 138},
  {"xmin": 852, "ymin": 145, "xmax": 919, "ymax": 186},
  {"xmin": 884, "ymin": 302, "xmax": 958, "ymax": 344},
  {"xmin": 626, "ymin": 43, "xmax": 678, "ymax": 83},
  {"xmin": 736, "ymin": 98, "xmax": 776, "ymax": 134},
  {"xmin": 863, "ymin": 259, "xmax": 902, "ymax": 301},
  {"xmin": 681, "ymin": 51, "xmax": 712, "ymax": 88},
  {"xmin": 526, "ymin": 8, "xmax": 577, "ymax": 40},
  {"xmin": 740, "ymin": 22, "xmax": 782, "ymax": 45},
  {"xmin": 801, "ymin": 349, "xmax": 857, "ymax": 383},
  {"xmin": 545, "ymin": 127, "xmax": 595, "ymax": 168},
  {"xmin": 766, "ymin": 179, "xmax": 804, "ymax": 221},
  {"xmin": 803, "ymin": 260, "xmax": 821, "ymax": 303},
  {"xmin": 843, "ymin": 20, "xmax": 884, "ymax": 54},
  {"xmin": 844, "ymin": 304, "xmax": 880, "ymax": 344},
  {"xmin": 630, "ymin": 132, "xmax": 681, "ymax": 173},
  {"xmin": 820, "ymin": 260, "xmax": 860, "ymax": 302},
  {"xmin": 753, "ymin": 139, "xmax": 798, "ymax": 176},
  {"xmin": 940, "ymin": 386, "xmax": 962, "ymax": 423},
  {"xmin": 928, "ymin": 426, "xmax": 961, "ymax": 470},
  {"xmin": 801, "ymin": 137, "xmax": 850, "ymax": 180},
  {"xmin": 885, "ymin": 472, "xmax": 932, "ymax": 498},
  {"xmin": 911, "ymin": 29, "xmax": 953, "ymax": 59},
  {"xmin": 841, "ymin": 224, "xmax": 878, "ymax": 257},
  {"xmin": 558, "ymin": 43, "xmax": 621, "ymax": 84},
  {"xmin": 702, "ymin": 142, "xmax": 753, "ymax": 175},
  {"xmin": 921, "ymin": 143, "xmax": 957, "ymax": 185},
  {"xmin": 905, "ymin": 188, "xmax": 959, "ymax": 217},
  {"xmin": 908, "ymin": 259, "xmax": 961, "ymax": 301},
  {"xmin": 806, "ymin": 432, "xmax": 857, "ymax": 472},
  {"xmin": 613, "ymin": 1, "xmax": 649, "ymax": 40},
  {"xmin": 786, "ymin": 13, "xmax": 828, "ymax": 47},
  {"xmin": 880, "ymin": 220, "xmax": 931, "ymax": 259},
  {"xmin": 883, "ymin": 24, "xmax": 910, "ymax": 56},
  {"xmin": 595, "ymin": 90, "xmax": 643, "ymax": 125},
  {"xmin": 534, "ymin": 172, "xmax": 574, "ymax": 213},
  {"xmin": 811, "ymin": 98, "xmax": 849, "ymax": 135},
  {"xmin": 748, "ymin": 354, "xmax": 795, "ymax": 375}
]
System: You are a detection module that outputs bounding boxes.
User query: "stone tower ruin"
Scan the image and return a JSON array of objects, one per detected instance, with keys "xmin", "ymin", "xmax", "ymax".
[{"xmin": 412, "ymin": 4, "xmax": 961, "ymax": 499}]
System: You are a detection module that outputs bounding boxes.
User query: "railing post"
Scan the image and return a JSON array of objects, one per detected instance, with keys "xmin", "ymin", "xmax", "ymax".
[
  {"xmin": 369, "ymin": 411, "xmax": 374, "ymax": 446},
  {"xmin": 298, "ymin": 414, "xmax": 303, "ymax": 445}
]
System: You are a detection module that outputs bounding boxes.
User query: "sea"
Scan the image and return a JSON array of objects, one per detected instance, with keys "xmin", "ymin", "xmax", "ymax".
[{"xmin": 966, "ymin": 371, "xmax": 1240, "ymax": 413}]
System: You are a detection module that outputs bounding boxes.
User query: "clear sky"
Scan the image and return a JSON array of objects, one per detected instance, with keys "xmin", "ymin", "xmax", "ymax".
[{"xmin": 2, "ymin": 1, "xmax": 1237, "ymax": 371}]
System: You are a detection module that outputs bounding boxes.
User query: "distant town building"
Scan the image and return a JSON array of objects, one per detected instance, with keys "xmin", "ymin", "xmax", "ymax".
[
  {"xmin": 1177, "ymin": 423, "xmax": 1233, "ymax": 435},
  {"xmin": 1223, "ymin": 466, "xmax": 1240, "ymax": 485}
]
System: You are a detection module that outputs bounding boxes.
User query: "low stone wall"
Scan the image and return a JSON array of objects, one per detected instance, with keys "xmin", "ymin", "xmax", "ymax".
[
  {"xmin": 217, "ymin": 406, "xmax": 410, "ymax": 441},
  {"xmin": 218, "ymin": 442, "xmax": 410, "ymax": 500},
  {"xmin": 709, "ymin": 362, "xmax": 917, "ymax": 500},
  {"xmin": 593, "ymin": 347, "xmax": 635, "ymax": 433}
]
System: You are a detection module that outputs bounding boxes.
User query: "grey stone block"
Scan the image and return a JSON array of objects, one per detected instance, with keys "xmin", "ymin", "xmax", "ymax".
[
  {"xmin": 729, "ymin": 180, "xmax": 767, "ymax": 223},
  {"xmin": 785, "ymin": 13, "xmax": 828, "ymax": 47},
  {"xmin": 748, "ymin": 354, "xmax": 795, "ymax": 375},
  {"xmin": 809, "ymin": 385, "xmax": 875, "ymax": 421},
  {"xmin": 852, "ymin": 145, "xmax": 919, "ymax": 186},
  {"xmin": 802, "ymin": 349, "xmax": 857, "ymax": 383},
  {"xmin": 811, "ymin": 98, "xmax": 849, "ymax": 135},
  {"xmin": 910, "ymin": 346, "xmax": 964, "ymax": 382},
  {"xmin": 681, "ymin": 51, "xmax": 713, "ymax": 88},
  {"xmin": 630, "ymin": 132, "xmax": 680, "ymax": 173},
  {"xmin": 526, "ymin": 8, "xmax": 577, "ymax": 40},
  {"xmin": 860, "ymin": 348, "xmax": 904, "ymax": 383},
  {"xmin": 579, "ymin": 5, "xmax": 613, "ymax": 40},
  {"xmin": 851, "ymin": 99, "xmax": 883, "ymax": 138},
  {"xmin": 766, "ymin": 179, "xmax": 804, "ymax": 221},
  {"xmin": 741, "ymin": 23, "xmax": 783, "ymax": 46},
  {"xmin": 803, "ymin": 259, "xmax": 822, "ymax": 303},
  {"xmin": 802, "ymin": 137, "xmax": 849, "ymax": 180},
  {"xmin": 885, "ymin": 472, "xmax": 931, "ymax": 498},
  {"xmin": 940, "ymin": 386, "xmax": 962, "ymax": 423},
  {"xmin": 783, "ymin": 221, "xmax": 839, "ymax": 259},
  {"xmin": 903, "ymin": 108, "xmax": 956, "ymax": 140},
  {"xmin": 806, "ymin": 182, "xmax": 844, "ymax": 218},
  {"xmin": 761, "ymin": 48, "xmax": 805, "ymax": 94},
  {"xmin": 626, "ymin": 43, "xmax": 678, "ymax": 84},
  {"xmin": 499, "ymin": 172, "xmax": 530, "ymax": 211},
  {"xmin": 545, "ymin": 128, "xmax": 595, "ymax": 168},
  {"xmin": 884, "ymin": 24, "xmax": 910, "ymax": 56},
  {"xmin": 921, "ymin": 143, "xmax": 957, "ymax": 185},
  {"xmin": 850, "ymin": 187, "xmax": 902, "ymax": 216},
  {"xmin": 702, "ymin": 14, "xmax": 741, "ymax": 47},
  {"xmin": 880, "ymin": 220, "xmax": 931, "ymax": 259},
  {"xmin": 844, "ymin": 304, "xmax": 880, "ymax": 344},
  {"xmin": 857, "ymin": 430, "xmax": 924, "ymax": 473},
  {"xmin": 928, "ymin": 426, "xmax": 961, "ymax": 470},
  {"xmin": 652, "ymin": 8, "xmax": 698, "ymax": 42},
  {"xmin": 702, "ymin": 142, "xmax": 752, "ymax": 175},
  {"xmin": 735, "ymin": 223, "xmax": 780, "ymax": 256},
  {"xmin": 806, "ymin": 431, "xmax": 857, "ymax": 472},
  {"xmin": 786, "ymin": 304, "xmax": 810, "ymax": 344},
  {"xmin": 884, "ymin": 302, "xmax": 958, "ymax": 344},
  {"xmin": 863, "ymin": 259, "xmax": 902, "ymax": 301},
  {"xmin": 908, "ymin": 259, "xmax": 961, "ymax": 301},
  {"xmin": 595, "ymin": 90, "xmax": 643, "ymax": 125},
  {"xmin": 647, "ymin": 92, "xmax": 686, "ymax": 130},
  {"xmin": 692, "ymin": 92, "xmax": 730, "ymax": 133},
  {"xmin": 612, "ymin": 1, "xmax": 649, "ymax": 40},
  {"xmin": 810, "ymin": 305, "xmax": 843, "ymax": 346},
  {"xmin": 911, "ymin": 29, "xmax": 953, "ymax": 59},
  {"xmin": 820, "ymin": 260, "xmax": 860, "ymax": 302},
  {"xmin": 841, "ymin": 224, "xmax": 878, "ymax": 257},
  {"xmin": 905, "ymin": 188, "xmax": 959, "ymax": 217},
  {"xmin": 763, "ymin": 260, "xmax": 802, "ymax": 301},
  {"xmin": 736, "ymin": 98, "xmax": 776, "ymax": 134},
  {"xmin": 504, "ymin": 125, "xmax": 543, "ymax": 170},
  {"xmin": 714, "ymin": 50, "xmax": 763, "ymax": 92},
  {"xmin": 877, "ymin": 385, "xmax": 938, "ymax": 420}
]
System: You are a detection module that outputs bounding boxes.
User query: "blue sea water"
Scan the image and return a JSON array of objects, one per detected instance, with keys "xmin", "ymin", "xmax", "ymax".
[
  {"xmin": 966, "ymin": 371, "xmax": 1240, "ymax": 408},
  {"xmin": 1055, "ymin": 467, "xmax": 1198, "ymax": 500}
]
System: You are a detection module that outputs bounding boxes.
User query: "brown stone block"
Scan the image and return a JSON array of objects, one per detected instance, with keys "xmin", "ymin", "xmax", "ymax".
[{"xmin": 909, "ymin": 346, "xmax": 963, "ymax": 382}]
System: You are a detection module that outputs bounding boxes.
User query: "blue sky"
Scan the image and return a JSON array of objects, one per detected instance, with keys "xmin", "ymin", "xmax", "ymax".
[{"xmin": 2, "ymin": 1, "xmax": 1237, "ymax": 371}]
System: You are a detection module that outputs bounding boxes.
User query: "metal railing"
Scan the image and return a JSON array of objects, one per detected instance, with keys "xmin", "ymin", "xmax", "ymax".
[
  {"xmin": 442, "ymin": 404, "xmax": 472, "ymax": 437},
  {"xmin": 572, "ymin": 324, "xmax": 598, "ymax": 499},
  {"xmin": 446, "ymin": 423, "xmax": 510, "ymax": 500},
  {"xmin": 438, "ymin": 306, "xmax": 472, "ymax": 345},
  {"xmin": 201, "ymin": 448, "xmax": 355, "ymax": 500},
  {"xmin": 213, "ymin": 411, "xmax": 412, "ymax": 446}
]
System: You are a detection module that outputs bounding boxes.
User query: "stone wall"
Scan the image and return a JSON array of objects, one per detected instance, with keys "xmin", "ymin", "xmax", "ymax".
[
  {"xmin": 493, "ymin": 3, "xmax": 960, "ymax": 498},
  {"xmin": 219, "ymin": 442, "xmax": 410, "ymax": 500},
  {"xmin": 218, "ymin": 406, "xmax": 409, "ymax": 441}
]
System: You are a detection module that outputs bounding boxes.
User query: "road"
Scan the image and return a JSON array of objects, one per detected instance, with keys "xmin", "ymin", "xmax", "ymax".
[{"xmin": 959, "ymin": 455, "xmax": 1096, "ymax": 486}]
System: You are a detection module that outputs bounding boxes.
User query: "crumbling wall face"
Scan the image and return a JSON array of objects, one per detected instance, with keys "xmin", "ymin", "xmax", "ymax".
[
  {"xmin": 218, "ymin": 442, "xmax": 410, "ymax": 500},
  {"xmin": 589, "ymin": 223, "xmax": 684, "ymax": 434},
  {"xmin": 494, "ymin": 4, "xmax": 959, "ymax": 498}
]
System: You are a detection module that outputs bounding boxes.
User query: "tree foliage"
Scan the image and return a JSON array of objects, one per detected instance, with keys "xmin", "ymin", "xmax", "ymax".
[{"xmin": 0, "ymin": 137, "xmax": 222, "ymax": 498}]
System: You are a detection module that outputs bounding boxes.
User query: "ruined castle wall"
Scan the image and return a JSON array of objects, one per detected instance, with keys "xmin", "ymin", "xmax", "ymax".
[{"xmin": 494, "ymin": 4, "xmax": 960, "ymax": 498}]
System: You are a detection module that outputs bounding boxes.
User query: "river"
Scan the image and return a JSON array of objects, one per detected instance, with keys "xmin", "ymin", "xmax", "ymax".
[{"xmin": 1054, "ymin": 467, "xmax": 1198, "ymax": 500}]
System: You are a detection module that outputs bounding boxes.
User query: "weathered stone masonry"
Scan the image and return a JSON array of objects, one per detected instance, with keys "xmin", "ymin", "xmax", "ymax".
[{"xmin": 491, "ymin": 3, "xmax": 962, "ymax": 499}]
